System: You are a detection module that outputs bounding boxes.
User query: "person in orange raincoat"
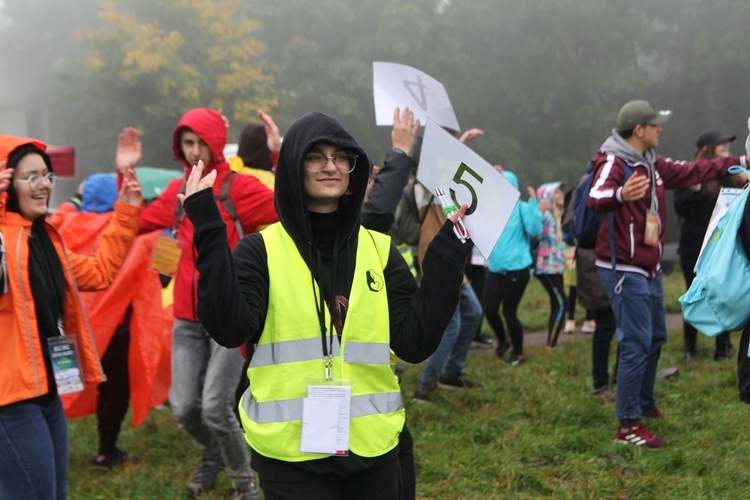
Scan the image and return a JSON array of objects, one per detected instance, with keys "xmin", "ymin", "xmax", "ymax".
[
  {"xmin": 50, "ymin": 172, "xmax": 174, "ymax": 469},
  {"xmin": 0, "ymin": 136, "xmax": 142, "ymax": 500}
]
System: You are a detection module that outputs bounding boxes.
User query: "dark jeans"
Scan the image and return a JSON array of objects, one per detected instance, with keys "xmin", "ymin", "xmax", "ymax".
[
  {"xmin": 680, "ymin": 251, "xmax": 732, "ymax": 356},
  {"xmin": 483, "ymin": 268, "xmax": 530, "ymax": 356},
  {"xmin": 592, "ymin": 308, "xmax": 617, "ymax": 390},
  {"xmin": 0, "ymin": 395, "xmax": 68, "ymax": 499},
  {"xmin": 466, "ymin": 263, "xmax": 487, "ymax": 338}
]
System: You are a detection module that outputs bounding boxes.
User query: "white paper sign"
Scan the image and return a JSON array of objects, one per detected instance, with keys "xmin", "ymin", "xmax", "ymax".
[
  {"xmin": 416, "ymin": 119, "xmax": 520, "ymax": 258},
  {"xmin": 373, "ymin": 62, "xmax": 460, "ymax": 132},
  {"xmin": 695, "ymin": 187, "xmax": 744, "ymax": 271}
]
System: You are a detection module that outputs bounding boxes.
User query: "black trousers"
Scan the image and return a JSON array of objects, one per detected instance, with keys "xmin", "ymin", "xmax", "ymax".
[{"xmin": 96, "ymin": 306, "xmax": 132, "ymax": 455}]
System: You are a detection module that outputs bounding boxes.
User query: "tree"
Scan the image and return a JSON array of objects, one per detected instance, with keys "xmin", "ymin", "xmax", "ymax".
[{"xmin": 68, "ymin": 0, "xmax": 277, "ymax": 170}]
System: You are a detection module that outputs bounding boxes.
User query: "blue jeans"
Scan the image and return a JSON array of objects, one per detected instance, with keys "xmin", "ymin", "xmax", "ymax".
[
  {"xmin": 170, "ymin": 319, "xmax": 252, "ymax": 477},
  {"xmin": 418, "ymin": 283, "xmax": 483, "ymax": 389},
  {"xmin": 0, "ymin": 396, "xmax": 68, "ymax": 500},
  {"xmin": 597, "ymin": 269, "xmax": 667, "ymax": 422}
]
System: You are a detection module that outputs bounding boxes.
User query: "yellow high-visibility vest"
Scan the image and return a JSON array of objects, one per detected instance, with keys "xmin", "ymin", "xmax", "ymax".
[{"xmin": 239, "ymin": 223, "xmax": 405, "ymax": 462}]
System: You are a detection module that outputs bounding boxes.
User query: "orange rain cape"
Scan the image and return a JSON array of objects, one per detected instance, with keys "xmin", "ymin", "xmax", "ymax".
[{"xmin": 48, "ymin": 210, "xmax": 173, "ymax": 427}]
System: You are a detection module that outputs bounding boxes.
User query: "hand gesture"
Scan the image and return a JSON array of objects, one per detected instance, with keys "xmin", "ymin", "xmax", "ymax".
[
  {"xmin": 117, "ymin": 167, "xmax": 143, "ymax": 207},
  {"xmin": 117, "ymin": 127, "xmax": 142, "ymax": 173},
  {"xmin": 0, "ymin": 162, "xmax": 13, "ymax": 194},
  {"xmin": 392, "ymin": 107, "xmax": 420, "ymax": 155},
  {"xmin": 526, "ymin": 186, "xmax": 537, "ymax": 200},
  {"xmin": 621, "ymin": 173, "xmax": 649, "ymax": 202},
  {"xmin": 459, "ymin": 128, "xmax": 484, "ymax": 144},
  {"xmin": 177, "ymin": 160, "xmax": 217, "ymax": 206},
  {"xmin": 538, "ymin": 198, "xmax": 552, "ymax": 212},
  {"xmin": 258, "ymin": 110, "xmax": 281, "ymax": 153}
]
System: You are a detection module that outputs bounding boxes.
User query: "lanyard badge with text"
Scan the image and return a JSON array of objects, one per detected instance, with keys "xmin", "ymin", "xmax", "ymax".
[{"xmin": 48, "ymin": 318, "xmax": 85, "ymax": 394}]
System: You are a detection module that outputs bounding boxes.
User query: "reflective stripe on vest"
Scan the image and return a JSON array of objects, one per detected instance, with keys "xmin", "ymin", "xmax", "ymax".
[
  {"xmin": 241, "ymin": 223, "xmax": 405, "ymax": 462},
  {"xmin": 241, "ymin": 386, "xmax": 403, "ymax": 424},
  {"xmin": 251, "ymin": 338, "xmax": 391, "ymax": 367}
]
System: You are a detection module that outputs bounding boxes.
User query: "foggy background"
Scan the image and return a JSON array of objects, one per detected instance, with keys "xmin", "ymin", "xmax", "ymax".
[{"xmin": 2, "ymin": 0, "xmax": 750, "ymax": 245}]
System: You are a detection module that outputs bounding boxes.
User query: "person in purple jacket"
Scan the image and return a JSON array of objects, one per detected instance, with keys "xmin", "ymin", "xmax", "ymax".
[{"xmin": 587, "ymin": 100, "xmax": 749, "ymax": 448}]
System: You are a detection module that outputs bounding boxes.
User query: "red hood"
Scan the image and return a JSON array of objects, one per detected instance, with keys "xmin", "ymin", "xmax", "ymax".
[
  {"xmin": 171, "ymin": 108, "xmax": 228, "ymax": 174},
  {"xmin": 0, "ymin": 135, "xmax": 47, "ymax": 217}
]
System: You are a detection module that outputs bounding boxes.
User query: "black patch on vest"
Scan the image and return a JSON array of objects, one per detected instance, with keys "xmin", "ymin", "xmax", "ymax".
[{"xmin": 366, "ymin": 269, "xmax": 383, "ymax": 292}]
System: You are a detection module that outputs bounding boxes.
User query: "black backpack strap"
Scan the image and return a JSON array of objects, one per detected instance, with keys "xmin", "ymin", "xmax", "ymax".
[
  {"xmin": 215, "ymin": 171, "xmax": 244, "ymax": 239},
  {"xmin": 173, "ymin": 173, "xmax": 243, "ymax": 239}
]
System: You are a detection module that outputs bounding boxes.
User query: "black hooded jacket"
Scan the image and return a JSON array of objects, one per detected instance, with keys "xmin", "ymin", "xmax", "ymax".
[{"xmin": 185, "ymin": 111, "xmax": 471, "ymax": 365}]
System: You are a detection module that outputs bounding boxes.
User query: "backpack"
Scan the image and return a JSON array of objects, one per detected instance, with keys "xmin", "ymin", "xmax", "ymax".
[
  {"xmin": 390, "ymin": 181, "xmax": 433, "ymax": 247},
  {"xmin": 564, "ymin": 160, "xmax": 632, "ymax": 249},
  {"xmin": 679, "ymin": 167, "xmax": 750, "ymax": 336}
]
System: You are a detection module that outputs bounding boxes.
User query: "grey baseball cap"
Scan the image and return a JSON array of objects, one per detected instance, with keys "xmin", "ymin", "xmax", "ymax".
[{"xmin": 616, "ymin": 100, "xmax": 672, "ymax": 132}]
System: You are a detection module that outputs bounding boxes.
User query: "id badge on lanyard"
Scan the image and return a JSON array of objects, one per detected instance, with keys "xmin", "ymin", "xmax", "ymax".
[
  {"xmin": 48, "ymin": 319, "xmax": 84, "ymax": 395},
  {"xmin": 151, "ymin": 228, "xmax": 184, "ymax": 276},
  {"xmin": 644, "ymin": 209, "xmax": 660, "ymax": 247},
  {"xmin": 300, "ymin": 377, "xmax": 352, "ymax": 456}
]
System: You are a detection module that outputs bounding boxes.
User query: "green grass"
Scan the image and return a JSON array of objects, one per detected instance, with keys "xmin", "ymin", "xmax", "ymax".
[{"xmin": 67, "ymin": 268, "xmax": 750, "ymax": 498}]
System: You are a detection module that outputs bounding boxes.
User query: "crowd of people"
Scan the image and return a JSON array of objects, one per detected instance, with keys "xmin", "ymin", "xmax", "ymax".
[{"xmin": 1, "ymin": 97, "xmax": 750, "ymax": 499}]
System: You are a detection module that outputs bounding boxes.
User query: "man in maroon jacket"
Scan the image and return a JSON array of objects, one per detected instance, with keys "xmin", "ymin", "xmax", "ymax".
[
  {"xmin": 117, "ymin": 108, "xmax": 277, "ymax": 497},
  {"xmin": 587, "ymin": 100, "xmax": 748, "ymax": 448}
]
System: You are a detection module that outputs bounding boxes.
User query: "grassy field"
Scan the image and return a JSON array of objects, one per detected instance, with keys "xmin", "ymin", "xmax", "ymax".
[{"xmin": 67, "ymin": 269, "xmax": 750, "ymax": 498}]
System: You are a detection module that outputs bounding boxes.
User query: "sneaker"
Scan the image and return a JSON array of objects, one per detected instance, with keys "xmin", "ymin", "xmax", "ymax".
[
  {"xmin": 615, "ymin": 421, "xmax": 666, "ymax": 448},
  {"xmin": 92, "ymin": 448, "xmax": 128, "ymax": 469},
  {"xmin": 507, "ymin": 355, "xmax": 525, "ymax": 366},
  {"xmin": 472, "ymin": 335, "xmax": 494, "ymax": 349},
  {"xmin": 544, "ymin": 344, "xmax": 559, "ymax": 353},
  {"xmin": 437, "ymin": 373, "xmax": 483, "ymax": 390},
  {"xmin": 495, "ymin": 340, "xmax": 511, "ymax": 360},
  {"xmin": 714, "ymin": 343, "xmax": 735, "ymax": 361},
  {"xmin": 186, "ymin": 455, "xmax": 224, "ymax": 495},
  {"xmin": 564, "ymin": 319, "xmax": 576, "ymax": 334},
  {"xmin": 582, "ymin": 319, "xmax": 596, "ymax": 333},
  {"xmin": 412, "ymin": 385, "xmax": 436, "ymax": 402}
]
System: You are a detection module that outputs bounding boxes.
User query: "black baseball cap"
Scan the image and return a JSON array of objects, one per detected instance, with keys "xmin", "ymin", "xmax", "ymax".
[{"xmin": 696, "ymin": 129, "xmax": 736, "ymax": 150}]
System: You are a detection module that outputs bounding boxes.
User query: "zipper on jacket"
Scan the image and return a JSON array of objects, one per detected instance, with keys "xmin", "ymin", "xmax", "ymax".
[{"xmin": 629, "ymin": 218, "xmax": 635, "ymax": 259}]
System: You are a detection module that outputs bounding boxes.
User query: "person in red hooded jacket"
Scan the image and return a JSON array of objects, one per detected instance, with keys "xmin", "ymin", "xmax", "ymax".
[{"xmin": 116, "ymin": 108, "xmax": 277, "ymax": 498}]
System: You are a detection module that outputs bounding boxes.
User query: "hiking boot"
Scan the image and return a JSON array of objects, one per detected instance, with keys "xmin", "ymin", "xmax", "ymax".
[
  {"xmin": 437, "ymin": 373, "xmax": 483, "ymax": 390},
  {"xmin": 564, "ymin": 319, "xmax": 576, "ymax": 334},
  {"xmin": 92, "ymin": 447, "xmax": 129, "ymax": 469},
  {"xmin": 507, "ymin": 355, "xmax": 526, "ymax": 366},
  {"xmin": 582, "ymin": 319, "xmax": 596, "ymax": 333},
  {"xmin": 186, "ymin": 455, "xmax": 224, "ymax": 495},
  {"xmin": 615, "ymin": 421, "xmax": 666, "ymax": 448},
  {"xmin": 412, "ymin": 385, "xmax": 436, "ymax": 403},
  {"xmin": 227, "ymin": 466, "xmax": 260, "ymax": 500},
  {"xmin": 495, "ymin": 340, "xmax": 511, "ymax": 360}
]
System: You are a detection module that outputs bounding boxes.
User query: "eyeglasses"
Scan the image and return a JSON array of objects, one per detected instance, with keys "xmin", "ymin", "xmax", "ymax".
[
  {"xmin": 16, "ymin": 172, "xmax": 57, "ymax": 192},
  {"xmin": 304, "ymin": 152, "xmax": 358, "ymax": 173}
]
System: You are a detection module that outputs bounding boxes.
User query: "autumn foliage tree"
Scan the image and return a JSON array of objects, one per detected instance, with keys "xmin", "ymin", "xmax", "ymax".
[{"xmin": 70, "ymin": 0, "xmax": 277, "ymax": 169}]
